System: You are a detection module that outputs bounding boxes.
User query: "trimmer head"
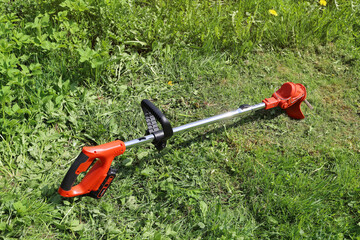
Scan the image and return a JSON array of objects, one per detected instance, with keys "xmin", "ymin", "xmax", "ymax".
[{"xmin": 262, "ymin": 82, "xmax": 307, "ymax": 119}]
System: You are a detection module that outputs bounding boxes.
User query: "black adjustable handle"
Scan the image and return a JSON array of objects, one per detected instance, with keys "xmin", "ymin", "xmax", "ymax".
[{"xmin": 141, "ymin": 99, "xmax": 173, "ymax": 150}]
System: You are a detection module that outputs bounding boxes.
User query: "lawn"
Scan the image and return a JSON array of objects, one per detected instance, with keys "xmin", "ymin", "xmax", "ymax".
[{"xmin": 0, "ymin": 0, "xmax": 359, "ymax": 239}]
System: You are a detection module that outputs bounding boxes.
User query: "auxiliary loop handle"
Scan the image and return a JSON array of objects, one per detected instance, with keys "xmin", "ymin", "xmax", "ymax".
[{"xmin": 141, "ymin": 99, "xmax": 173, "ymax": 150}]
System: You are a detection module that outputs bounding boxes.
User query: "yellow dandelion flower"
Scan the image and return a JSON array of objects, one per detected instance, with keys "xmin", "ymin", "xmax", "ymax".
[
  {"xmin": 269, "ymin": 9, "xmax": 278, "ymax": 16},
  {"xmin": 167, "ymin": 81, "xmax": 173, "ymax": 86},
  {"xmin": 319, "ymin": 0, "xmax": 327, "ymax": 6}
]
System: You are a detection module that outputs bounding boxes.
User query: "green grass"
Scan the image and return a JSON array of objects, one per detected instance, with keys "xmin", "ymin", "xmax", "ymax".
[{"xmin": 1, "ymin": 0, "xmax": 360, "ymax": 239}]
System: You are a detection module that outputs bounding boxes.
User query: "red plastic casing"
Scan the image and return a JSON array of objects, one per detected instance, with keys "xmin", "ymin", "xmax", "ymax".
[
  {"xmin": 58, "ymin": 140, "xmax": 125, "ymax": 198},
  {"xmin": 262, "ymin": 82, "xmax": 307, "ymax": 119}
]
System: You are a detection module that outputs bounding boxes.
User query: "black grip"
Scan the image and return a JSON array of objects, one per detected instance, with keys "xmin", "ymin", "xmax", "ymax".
[
  {"xmin": 141, "ymin": 99, "xmax": 173, "ymax": 150},
  {"xmin": 239, "ymin": 104, "xmax": 250, "ymax": 109},
  {"xmin": 60, "ymin": 152, "xmax": 89, "ymax": 191}
]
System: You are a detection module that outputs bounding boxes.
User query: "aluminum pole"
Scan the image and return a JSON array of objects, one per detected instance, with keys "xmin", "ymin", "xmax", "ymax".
[{"xmin": 124, "ymin": 102, "xmax": 265, "ymax": 148}]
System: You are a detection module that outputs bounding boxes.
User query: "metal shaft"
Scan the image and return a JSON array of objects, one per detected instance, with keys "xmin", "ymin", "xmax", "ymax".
[{"xmin": 124, "ymin": 102, "xmax": 265, "ymax": 148}]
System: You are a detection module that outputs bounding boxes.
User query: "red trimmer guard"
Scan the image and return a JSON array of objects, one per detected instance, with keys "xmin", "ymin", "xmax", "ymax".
[{"xmin": 262, "ymin": 82, "xmax": 307, "ymax": 119}]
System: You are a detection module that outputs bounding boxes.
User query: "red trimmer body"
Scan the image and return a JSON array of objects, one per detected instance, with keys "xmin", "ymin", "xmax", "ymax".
[{"xmin": 58, "ymin": 140, "xmax": 125, "ymax": 198}]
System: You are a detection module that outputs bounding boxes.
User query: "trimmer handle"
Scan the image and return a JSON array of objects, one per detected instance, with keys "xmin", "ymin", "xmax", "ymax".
[{"xmin": 58, "ymin": 140, "xmax": 125, "ymax": 198}]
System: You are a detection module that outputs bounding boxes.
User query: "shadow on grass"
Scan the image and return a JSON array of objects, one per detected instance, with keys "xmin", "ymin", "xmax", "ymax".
[
  {"xmin": 114, "ymin": 107, "xmax": 285, "ymax": 176},
  {"xmin": 167, "ymin": 107, "xmax": 284, "ymax": 150}
]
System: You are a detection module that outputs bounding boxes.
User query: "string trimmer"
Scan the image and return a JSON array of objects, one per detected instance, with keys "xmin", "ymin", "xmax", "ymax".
[{"xmin": 58, "ymin": 82, "xmax": 312, "ymax": 199}]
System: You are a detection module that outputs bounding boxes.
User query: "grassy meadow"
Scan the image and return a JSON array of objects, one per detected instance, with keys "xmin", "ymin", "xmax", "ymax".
[{"xmin": 0, "ymin": 0, "xmax": 359, "ymax": 239}]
